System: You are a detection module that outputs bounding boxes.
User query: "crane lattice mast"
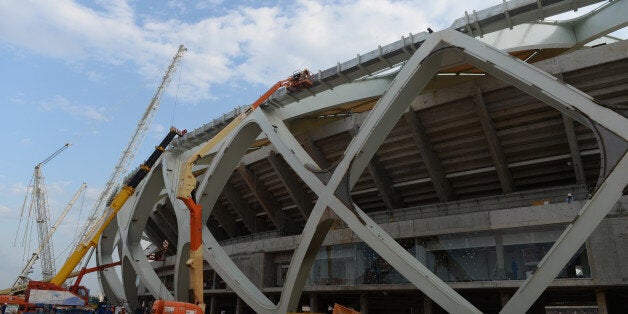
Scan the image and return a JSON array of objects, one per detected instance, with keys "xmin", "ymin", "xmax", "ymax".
[
  {"xmin": 13, "ymin": 183, "xmax": 87, "ymax": 288},
  {"xmin": 74, "ymin": 45, "xmax": 186, "ymax": 251},
  {"xmin": 32, "ymin": 143, "xmax": 71, "ymax": 281}
]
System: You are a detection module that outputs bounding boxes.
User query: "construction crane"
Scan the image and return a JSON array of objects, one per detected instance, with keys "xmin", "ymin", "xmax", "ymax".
[
  {"xmin": 11, "ymin": 183, "xmax": 87, "ymax": 289},
  {"xmin": 153, "ymin": 69, "xmax": 313, "ymax": 314},
  {"xmin": 24, "ymin": 143, "xmax": 71, "ymax": 282},
  {"xmin": 1, "ymin": 128, "xmax": 185, "ymax": 309},
  {"xmin": 73, "ymin": 44, "xmax": 186, "ymax": 266}
]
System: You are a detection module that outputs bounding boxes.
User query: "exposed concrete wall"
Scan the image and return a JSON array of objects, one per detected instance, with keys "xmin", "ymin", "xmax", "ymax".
[
  {"xmin": 230, "ymin": 253, "xmax": 265, "ymax": 288},
  {"xmin": 151, "ymin": 198, "xmax": 627, "ymax": 292},
  {"xmin": 588, "ymin": 215, "xmax": 628, "ymax": 285}
]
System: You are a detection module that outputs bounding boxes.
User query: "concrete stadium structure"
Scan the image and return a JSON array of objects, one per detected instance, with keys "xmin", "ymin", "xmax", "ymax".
[{"xmin": 96, "ymin": 1, "xmax": 628, "ymax": 313}]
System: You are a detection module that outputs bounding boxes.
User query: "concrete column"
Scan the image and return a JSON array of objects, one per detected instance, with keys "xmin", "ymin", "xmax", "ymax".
[
  {"xmin": 500, "ymin": 291, "xmax": 511, "ymax": 308},
  {"xmin": 596, "ymin": 290, "xmax": 608, "ymax": 314},
  {"xmin": 235, "ymin": 297, "xmax": 242, "ymax": 314},
  {"xmin": 495, "ymin": 234, "xmax": 505, "ymax": 279},
  {"xmin": 360, "ymin": 293, "xmax": 369, "ymax": 314},
  {"xmin": 209, "ymin": 296, "xmax": 217, "ymax": 314},
  {"xmin": 416, "ymin": 241, "xmax": 427, "ymax": 265},
  {"xmin": 423, "ymin": 297, "xmax": 432, "ymax": 314},
  {"xmin": 310, "ymin": 293, "xmax": 318, "ymax": 313}
]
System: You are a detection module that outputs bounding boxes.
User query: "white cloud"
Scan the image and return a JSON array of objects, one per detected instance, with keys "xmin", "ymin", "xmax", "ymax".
[
  {"xmin": 86, "ymin": 70, "xmax": 103, "ymax": 82},
  {"xmin": 39, "ymin": 95, "xmax": 109, "ymax": 122},
  {"xmin": 9, "ymin": 92, "xmax": 27, "ymax": 105},
  {"xmin": 0, "ymin": 202, "xmax": 23, "ymax": 220},
  {"xmin": 0, "ymin": 205, "xmax": 12, "ymax": 215},
  {"xmin": 4, "ymin": 0, "xmax": 614, "ymax": 106},
  {"xmin": 0, "ymin": 0, "xmax": 484, "ymax": 104},
  {"xmin": 47, "ymin": 180, "xmax": 72, "ymax": 195},
  {"xmin": 20, "ymin": 138, "xmax": 32, "ymax": 145},
  {"xmin": 8, "ymin": 182, "xmax": 29, "ymax": 195}
]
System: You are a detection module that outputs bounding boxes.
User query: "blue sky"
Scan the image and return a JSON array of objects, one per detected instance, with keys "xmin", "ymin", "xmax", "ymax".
[{"xmin": 0, "ymin": 0, "xmax": 624, "ymax": 297}]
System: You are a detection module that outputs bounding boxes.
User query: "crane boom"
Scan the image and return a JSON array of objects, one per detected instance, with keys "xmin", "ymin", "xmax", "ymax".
[
  {"xmin": 51, "ymin": 127, "xmax": 184, "ymax": 287},
  {"xmin": 12, "ymin": 183, "xmax": 87, "ymax": 288},
  {"xmin": 76, "ymin": 45, "xmax": 186, "ymax": 249},
  {"xmin": 37, "ymin": 143, "xmax": 71, "ymax": 167}
]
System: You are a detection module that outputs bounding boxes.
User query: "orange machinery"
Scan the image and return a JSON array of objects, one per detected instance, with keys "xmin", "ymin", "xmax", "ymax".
[{"xmin": 154, "ymin": 70, "xmax": 313, "ymax": 314}]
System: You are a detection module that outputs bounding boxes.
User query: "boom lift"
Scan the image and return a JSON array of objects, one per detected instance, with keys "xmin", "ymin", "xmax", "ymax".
[{"xmin": 153, "ymin": 70, "xmax": 313, "ymax": 314}]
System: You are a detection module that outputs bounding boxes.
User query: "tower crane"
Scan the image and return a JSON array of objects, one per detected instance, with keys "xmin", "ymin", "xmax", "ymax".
[
  {"xmin": 73, "ymin": 44, "xmax": 186, "ymax": 264},
  {"xmin": 12, "ymin": 183, "xmax": 87, "ymax": 289},
  {"xmin": 30, "ymin": 143, "xmax": 71, "ymax": 281}
]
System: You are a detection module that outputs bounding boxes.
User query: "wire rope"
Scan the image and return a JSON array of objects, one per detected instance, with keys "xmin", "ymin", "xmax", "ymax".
[
  {"xmin": 73, "ymin": 186, "xmax": 88, "ymax": 244},
  {"xmin": 14, "ymin": 176, "xmax": 34, "ymax": 247}
]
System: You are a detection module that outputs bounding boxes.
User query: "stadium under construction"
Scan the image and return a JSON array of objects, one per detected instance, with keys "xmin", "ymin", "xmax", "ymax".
[{"xmin": 15, "ymin": 0, "xmax": 628, "ymax": 313}]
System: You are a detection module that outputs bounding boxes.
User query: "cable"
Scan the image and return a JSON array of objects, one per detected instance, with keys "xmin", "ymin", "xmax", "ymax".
[
  {"xmin": 73, "ymin": 187, "xmax": 88, "ymax": 244},
  {"xmin": 14, "ymin": 176, "xmax": 34, "ymax": 247}
]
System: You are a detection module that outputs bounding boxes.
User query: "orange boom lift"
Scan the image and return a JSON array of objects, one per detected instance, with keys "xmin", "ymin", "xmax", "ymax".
[{"xmin": 153, "ymin": 70, "xmax": 313, "ymax": 314}]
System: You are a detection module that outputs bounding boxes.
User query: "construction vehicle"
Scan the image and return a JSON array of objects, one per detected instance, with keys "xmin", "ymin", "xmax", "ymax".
[
  {"xmin": 1, "ymin": 45, "xmax": 186, "ymax": 311},
  {"xmin": 11, "ymin": 183, "xmax": 87, "ymax": 289},
  {"xmin": 153, "ymin": 70, "xmax": 313, "ymax": 314},
  {"xmin": 45, "ymin": 127, "xmax": 184, "ymax": 302},
  {"xmin": 14, "ymin": 143, "xmax": 71, "ymax": 284},
  {"xmin": 1, "ymin": 128, "xmax": 184, "ymax": 310}
]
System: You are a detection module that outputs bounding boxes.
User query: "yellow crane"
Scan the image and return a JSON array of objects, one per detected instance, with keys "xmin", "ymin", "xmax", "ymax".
[
  {"xmin": 18, "ymin": 127, "xmax": 184, "ymax": 308},
  {"xmin": 1, "ymin": 45, "xmax": 186, "ymax": 306},
  {"xmin": 51, "ymin": 127, "xmax": 184, "ymax": 287}
]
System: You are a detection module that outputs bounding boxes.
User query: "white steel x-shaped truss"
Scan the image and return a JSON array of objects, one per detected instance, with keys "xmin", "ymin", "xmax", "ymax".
[{"xmin": 97, "ymin": 3, "xmax": 628, "ymax": 313}]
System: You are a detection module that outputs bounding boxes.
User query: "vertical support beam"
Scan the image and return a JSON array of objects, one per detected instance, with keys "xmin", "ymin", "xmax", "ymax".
[
  {"xmin": 562, "ymin": 114, "xmax": 587, "ymax": 184},
  {"xmin": 495, "ymin": 233, "xmax": 506, "ymax": 279},
  {"xmin": 423, "ymin": 297, "xmax": 433, "ymax": 314},
  {"xmin": 209, "ymin": 297, "xmax": 217, "ymax": 314},
  {"xmin": 223, "ymin": 184, "xmax": 260, "ymax": 233},
  {"xmin": 500, "ymin": 291, "xmax": 511, "ymax": 308},
  {"xmin": 268, "ymin": 151, "xmax": 313, "ymax": 219},
  {"xmin": 236, "ymin": 297, "xmax": 243, "ymax": 314},
  {"xmin": 309, "ymin": 293, "xmax": 318, "ymax": 313},
  {"xmin": 473, "ymin": 87, "xmax": 514, "ymax": 193},
  {"xmin": 596, "ymin": 290, "xmax": 608, "ymax": 314},
  {"xmin": 209, "ymin": 271, "xmax": 218, "ymax": 314},
  {"xmin": 404, "ymin": 111, "xmax": 455, "ymax": 201},
  {"xmin": 360, "ymin": 293, "xmax": 369, "ymax": 314},
  {"xmin": 416, "ymin": 239, "xmax": 427, "ymax": 265},
  {"xmin": 237, "ymin": 162, "xmax": 292, "ymax": 232},
  {"xmin": 211, "ymin": 201, "xmax": 237, "ymax": 238}
]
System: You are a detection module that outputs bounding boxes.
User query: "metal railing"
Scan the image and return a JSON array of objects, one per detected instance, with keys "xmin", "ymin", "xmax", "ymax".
[{"xmin": 369, "ymin": 185, "xmax": 591, "ymax": 224}]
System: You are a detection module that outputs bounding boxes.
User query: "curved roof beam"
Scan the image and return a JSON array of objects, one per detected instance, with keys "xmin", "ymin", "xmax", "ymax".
[{"xmin": 479, "ymin": 0, "xmax": 628, "ymax": 52}]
